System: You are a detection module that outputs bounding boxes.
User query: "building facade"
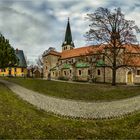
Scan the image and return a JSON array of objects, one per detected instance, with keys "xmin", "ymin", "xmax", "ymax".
[
  {"xmin": 0, "ymin": 49, "xmax": 27, "ymax": 77},
  {"xmin": 43, "ymin": 19, "xmax": 140, "ymax": 84}
]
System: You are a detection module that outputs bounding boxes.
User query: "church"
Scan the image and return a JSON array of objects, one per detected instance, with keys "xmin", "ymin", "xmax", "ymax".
[{"xmin": 42, "ymin": 18, "xmax": 140, "ymax": 84}]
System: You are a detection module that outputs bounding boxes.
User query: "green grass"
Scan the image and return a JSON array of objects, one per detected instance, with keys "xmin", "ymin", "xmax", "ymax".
[
  {"xmin": 0, "ymin": 82, "xmax": 140, "ymax": 139},
  {"xmin": 3, "ymin": 77, "xmax": 140, "ymax": 101}
]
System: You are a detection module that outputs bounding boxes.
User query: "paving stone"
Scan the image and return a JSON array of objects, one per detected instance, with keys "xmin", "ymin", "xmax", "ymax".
[{"xmin": 0, "ymin": 79, "xmax": 140, "ymax": 119}]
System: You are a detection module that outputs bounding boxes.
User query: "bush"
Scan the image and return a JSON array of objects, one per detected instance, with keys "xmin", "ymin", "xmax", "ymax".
[
  {"xmin": 58, "ymin": 76, "xmax": 69, "ymax": 81},
  {"xmin": 72, "ymin": 76, "xmax": 88, "ymax": 82},
  {"xmin": 92, "ymin": 77, "xmax": 98, "ymax": 83}
]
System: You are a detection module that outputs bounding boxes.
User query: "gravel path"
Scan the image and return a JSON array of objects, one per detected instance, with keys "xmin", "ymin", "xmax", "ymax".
[{"xmin": 1, "ymin": 79, "xmax": 140, "ymax": 119}]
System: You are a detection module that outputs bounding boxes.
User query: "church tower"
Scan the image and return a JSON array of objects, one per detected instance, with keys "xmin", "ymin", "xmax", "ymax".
[{"xmin": 62, "ymin": 18, "xmax": 75, "ymax": 51}]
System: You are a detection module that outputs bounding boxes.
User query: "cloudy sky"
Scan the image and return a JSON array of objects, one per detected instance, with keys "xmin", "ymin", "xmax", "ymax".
[{"xmin": 0, "ymin": 0, "xmax": 140, "ymax": 64}]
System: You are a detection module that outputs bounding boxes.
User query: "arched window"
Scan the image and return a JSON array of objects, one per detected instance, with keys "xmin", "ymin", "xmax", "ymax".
[
  {"xmin": 53, "ymin": 72, "xmax": 55, "ymax": 76},
  {"xmin": 64, "ymin": 71, "xmax": 66, "ymax": 76},
  {"xmin": 79, "ymin": 70, "xmax": 82, "ymax": 76},
  {"xmin": 88, "ymin": 69, "xmax": 90, "ymax": 75},
  {"xmin": 136, "ymin": 70, "xmax": 140, "ymax": 75},
  {"xmin": 97, "ymin": 69, "xmax": 101, "ymax": 75}
]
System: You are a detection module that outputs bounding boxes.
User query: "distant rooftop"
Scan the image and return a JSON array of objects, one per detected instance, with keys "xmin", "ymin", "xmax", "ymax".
[{"xmin": 15, "ymin": 49, "xmax": 27, "ymax": 67}]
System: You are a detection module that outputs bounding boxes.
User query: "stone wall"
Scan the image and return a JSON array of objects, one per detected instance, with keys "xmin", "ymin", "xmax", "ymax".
[
  {"xmin": 43, "ymin": 54, "xmax": 59, "ymax": 79},
  {"xmin": 43, "ymin": 54, "xmax": 140, "ymax": 84}
]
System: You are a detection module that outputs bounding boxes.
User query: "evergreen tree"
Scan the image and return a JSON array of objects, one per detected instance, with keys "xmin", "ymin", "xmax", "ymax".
[{"xmin": 0, "ymin": 34, "xmax": 18, "ymax": 68}]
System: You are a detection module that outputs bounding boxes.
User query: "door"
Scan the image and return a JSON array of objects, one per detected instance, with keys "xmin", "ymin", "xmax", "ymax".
[
  {"xmin": 9, "ymin": 69, "xmax": 11, "ymax": 76},
  {"xmin": 127, "ymin": 71, "xmax": 133, "ymax": 84}
]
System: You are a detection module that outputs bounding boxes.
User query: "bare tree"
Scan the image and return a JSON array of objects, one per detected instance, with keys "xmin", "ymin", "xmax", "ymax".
[
  {"xmin": 86, "ymin": 7, "xmax": 140, "ymax": 85},
  {"xmin": 36, "ymin": 55, "xmax": 43, "ymax": 68},
  {"xmin": 42, "ymin": 47, "xmax": 56, "ymax": 56}
]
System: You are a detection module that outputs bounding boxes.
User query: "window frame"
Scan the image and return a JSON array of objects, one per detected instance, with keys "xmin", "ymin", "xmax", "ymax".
[
  {"xmin": 136, "ymin": 69, "xmax": 140, "ymax": 77},
  {"xmin": 78, "ymin": 70, "xmax": 82, "ymax": 76},
  {"xmin": 97, "ymin": 69, "xmax": 101, "ymax": 76}
]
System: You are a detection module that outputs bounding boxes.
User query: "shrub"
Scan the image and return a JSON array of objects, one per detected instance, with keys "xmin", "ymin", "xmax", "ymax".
[{"xmin": 58, "ymin": 76, "xmax": 69, "ymax": 81}]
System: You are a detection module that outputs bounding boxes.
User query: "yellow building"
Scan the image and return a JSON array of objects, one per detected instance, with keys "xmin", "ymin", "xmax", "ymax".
[{"xmin": 0, "ymin": 49, "xmax": 27, "ymax": 77}]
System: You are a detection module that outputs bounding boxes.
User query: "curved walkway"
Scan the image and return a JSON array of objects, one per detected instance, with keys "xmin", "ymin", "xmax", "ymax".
[{"xmin": 0, "ymin": 79, "xmax": 140, "ymax": 119}]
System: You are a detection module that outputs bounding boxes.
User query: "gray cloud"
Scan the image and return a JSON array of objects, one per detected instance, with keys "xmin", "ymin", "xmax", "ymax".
[{"xmin": 0, "ymin": 0, "xmax": 139, "ymax": 64}]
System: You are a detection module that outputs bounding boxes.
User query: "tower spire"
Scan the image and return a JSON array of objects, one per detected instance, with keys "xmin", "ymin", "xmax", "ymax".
[
  {"xmin": 62, "ymin": 18, "xmax": 75, "ymax": 51},
  {"xmin": 64, "ymin": 17, "xmax": 72, "ymax": 44}
]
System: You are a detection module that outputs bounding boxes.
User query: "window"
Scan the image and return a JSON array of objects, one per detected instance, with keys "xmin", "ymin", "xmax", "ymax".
[
  {"xmin": 136, "ymin": 70, "xmax": 140, "ymax": 75},
  {"xmin": 14, "ymin": 68, "xmax": 17, "ymax": 72},
  {"xmin": 71, "ymin": 59, "xmax": 73, "ymax": 63},
  {"xmin": 97, "ymin": 69, "xmax": 101, "ymax": 75},
  {"xmin": 53, "ymin": 72, "xmax": 55, "ymax": 76},
  {"xmin": 90, "ymin": 57, "xmax": 92, "ymax": 62},
  {"xmin": 3, "ymin": 69, "xmax": 6, "ymax": 72},
  {"xmin": 88, "ymin": 70, "xmax": 91, "ymax": 75},
  {"xmin": 21, "ymin": 68, "xmax": 24, "ymax": 72},
  {"xmin": 70, "ymin": 70, "xmax": 72, "ymax": 74},
  {"xmin": 64, "ymin": 71, "xmax": 66, "ymax": 76},
  {"xmin": 1, "ymin": 69, "xmax": 4, "ymax": 72},
  {"xmin": 86, "ymin": 57, "xmax": 89, "ymax": 62},
  {"xmin": 79, "ymin": 70, "xmax": 81, "ymax": 76},
  {"xmin": 56, "ymin": 72, "xmax": 58, "ymax": 77}
]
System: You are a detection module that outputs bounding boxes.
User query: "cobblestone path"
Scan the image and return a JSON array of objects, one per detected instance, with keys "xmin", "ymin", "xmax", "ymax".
[{"xmin": 1, "ymin": 79, "xmax": 140, "ymax": 119}]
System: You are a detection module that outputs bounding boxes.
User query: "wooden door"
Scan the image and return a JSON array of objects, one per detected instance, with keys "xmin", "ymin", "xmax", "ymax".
[{"xmin": 127, "ymin": 71, "xmax": 132, "ymax": 84}]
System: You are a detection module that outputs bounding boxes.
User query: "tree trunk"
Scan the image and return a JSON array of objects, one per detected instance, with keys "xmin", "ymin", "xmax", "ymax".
[
  {"xmin": 112, "ymin": 68, "xmax": 116, "ymax": 86},
  {"xmin": 112, "ymin": 48, "xmax": 117, "ymax": 86}
]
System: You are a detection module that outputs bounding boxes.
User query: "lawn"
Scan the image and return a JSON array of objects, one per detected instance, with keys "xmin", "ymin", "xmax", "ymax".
[
  {"xmin": 3, "ymin": 77, "xmax": 140, "ymax": 101},
  {"xmin": 0, "ymin": 82, "xmax": 140, "ymax": 139}
]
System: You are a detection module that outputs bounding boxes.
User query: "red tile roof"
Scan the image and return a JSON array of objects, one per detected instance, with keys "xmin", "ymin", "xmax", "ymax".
[
  {"xmin": 45, "ymin": 44, "xmax": 140, "ymax": 66},
  {"xmin": 60, "ymin": 45, "xmax": 104, "ymax": 59},
  {"xmin": 126, "ymin": 55, "xmax": 140, "ymax": 66},
  {"xmin": 124, "ymin": 44, "xmax": 140, "ymax": 53}
]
